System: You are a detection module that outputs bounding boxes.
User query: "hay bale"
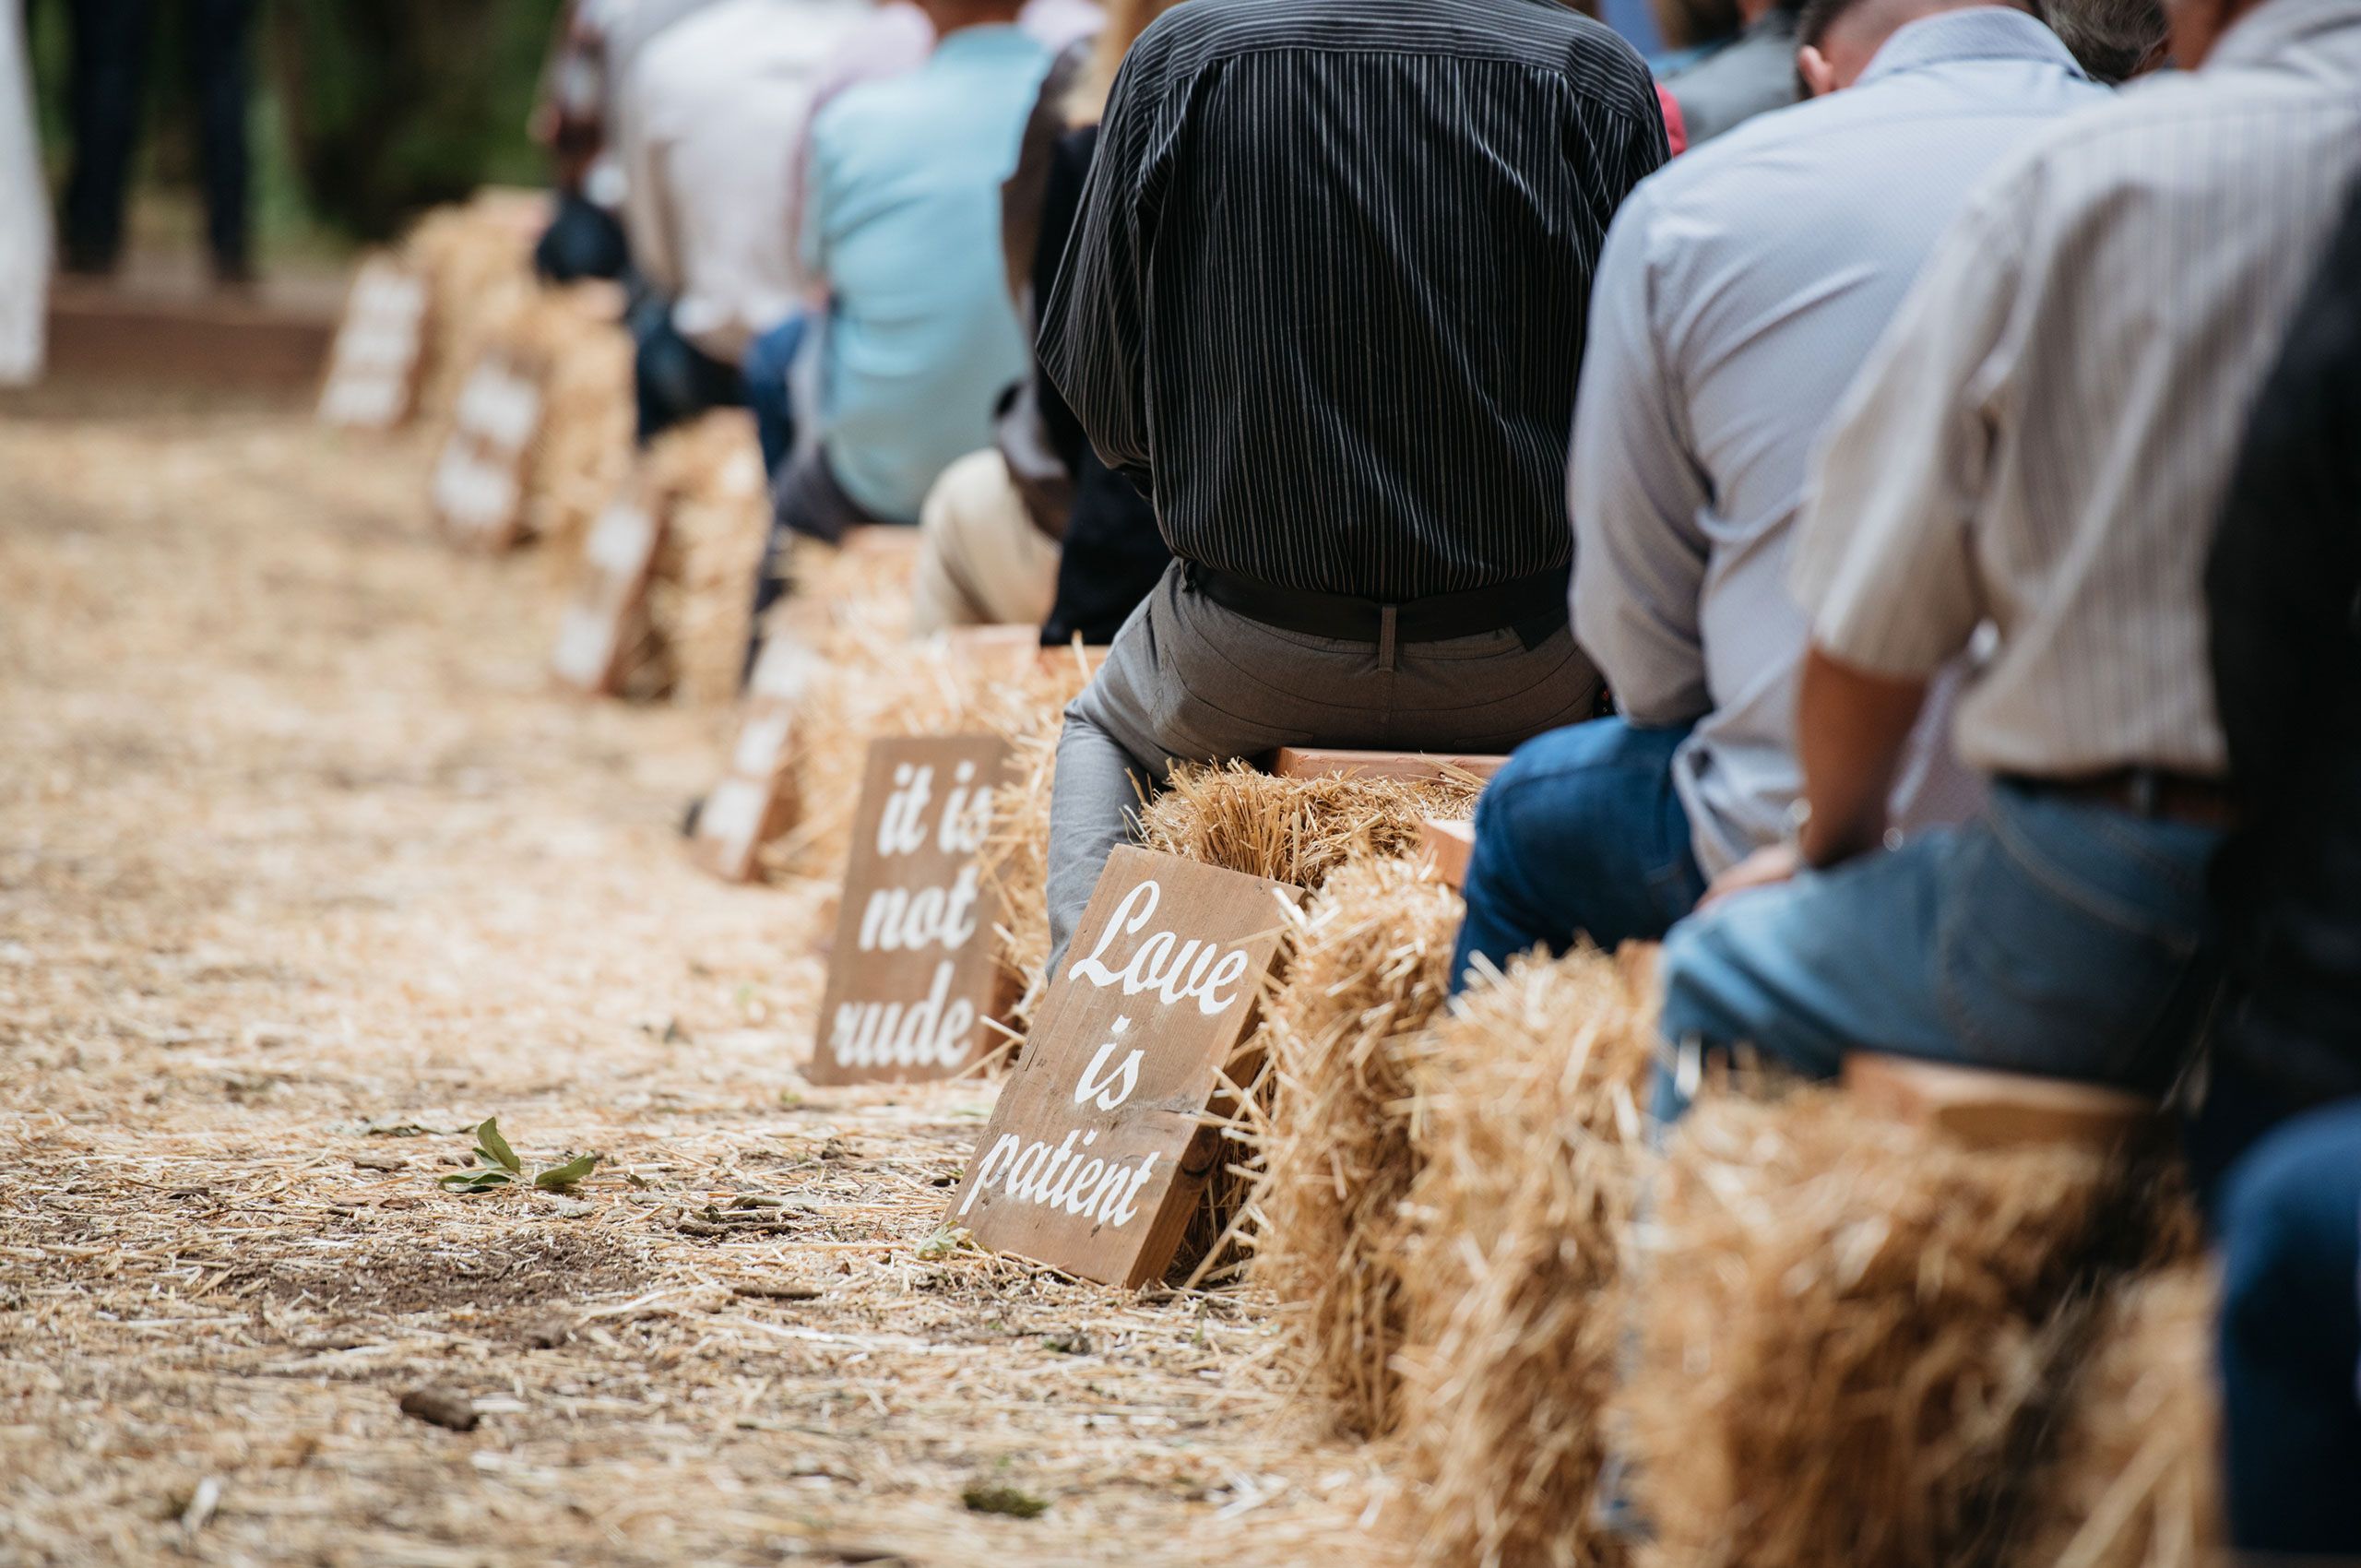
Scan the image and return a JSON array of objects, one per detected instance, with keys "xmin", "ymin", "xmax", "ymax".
[
  {"xmin": 635, "ymin": 411, "xmax": 769, "ymax": 708},
  {"xmin": 978, "ymin": 719, "xmax": 1062, "ymax": 1027},
  {"xmin": 2012, "ymin": 1264, "xmax": 2221, "ymax": 1568},
  {"xmin": 404, "ymin": 194, "xmax": 542, "ymax": 426},
  {"xmin": 508, "ymin": 283, "xmax": 633, "ymax": 572},
  {"xmin": 1618, "ymin": 1086, "xmax": 2126, "ymax": 1568},
  {"xmin": 1140, "ymin": 761, "xmax": 1481, "ymax": 889},
  {"xmin": 1249, "ymin": 855, "xmax": 1463, "ymax": 1434},
  {"xmin": 1385, "ymin": 946, "xmax": 1657, "ymax": 1568}
]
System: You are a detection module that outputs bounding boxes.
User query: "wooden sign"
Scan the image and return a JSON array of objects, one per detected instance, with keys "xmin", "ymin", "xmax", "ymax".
[
  {"xmin": 1418, "ymin": 816, "xmax": 1477, "ymax": 889},
  {"xmin": 946, "ymin": 846, "xmax": 1299, "ymax": 1287},
  {"xmin": 552, "ymin": 490, "xmax": 664, "ymax": 695},
  {"xmin": 318, "ymin": 256, "xmax": 430, "ymax": 428},
  {"xmin": 432, "ymin": 350, "xmax": 543, "ymax": 551},
  {"xmin": 1842, "ymin": 1053, "xmax": 2155, "ymax": 1151},
  {"xmin": 809, "ymin": 735, "xmax": 1015, "ymax": 1085},
  {"xmin": 692, "ymin": 634, "xmax": 822, "ymax": 883}
]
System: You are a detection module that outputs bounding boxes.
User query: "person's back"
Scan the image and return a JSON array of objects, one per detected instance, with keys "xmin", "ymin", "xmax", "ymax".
[
  {"xmin": 1574, "ymin": 5, "xmax": 2105, "ymax": 871},
  {"xmin": 1041, "ymin": 0, "xmax": 1667, "ymax": 601},
  {"xmin": 804, "ymin": 21, "xmax": 1050, "ymax": 526}
]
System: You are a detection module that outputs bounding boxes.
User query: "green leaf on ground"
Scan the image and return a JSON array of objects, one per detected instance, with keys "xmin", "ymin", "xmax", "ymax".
[
  {"xmin": 474, "ymin": 1118, "xmax": 522, "ymax": 1173},
  {"xmin": 961, "ymin": 1486, "xmax": 1047, "ymax": 1519},
  {"xmin": 533, "ymin": 1153, "xmax": 600, "ymax": 1191},
  {"xmin": 438, "ymin": 1169, "xmax": 516, "ymax": 1193}
]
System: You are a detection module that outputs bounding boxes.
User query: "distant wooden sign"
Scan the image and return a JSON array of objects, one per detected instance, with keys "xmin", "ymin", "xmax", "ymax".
[
  {"xmin": 693, "ymin": 635, "xmax": 822, "ymax": 883},
  {"xmin": 552, "ymin": 491, "xmax": 664, "ymax": 695},
  {"xmin": 432, "ymin": 350, "xmax": 543, "ymax": 551},
  {"xmin": 946, "ymin": 847, "xmax": 1299, "ymax": 1286},
  {"xmin": 809, "ymin": 736, "xmax": 1015, "ymax": 1085},
  {"xmin": 318, "ymin": 256, "xmax": 430, "ymax": 429}
]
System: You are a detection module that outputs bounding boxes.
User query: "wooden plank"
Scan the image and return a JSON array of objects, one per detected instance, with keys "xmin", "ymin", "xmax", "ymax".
[
  {"xmin": 808, "ymin": 736, "xmax": 1015, "ymax": 1086},
  {"xmin": 947, "ymin": 847, "xmax": 1301, "ymax": 1288},
  {"xmin": 1841, "ymin": 1052, "xmax": 2156, "ymax": 1150},
  {"xmin": 551, "ymin": 489, "xmax": 663, "ymax": 695},
  {"xmin": 1417, "ymin": 817, "xmax": 1476, "ymax": 889},
  {"xmin": 432, "ymin": 350, "xmax": 543, "ymax": 552},
  {"xmin": 691, "ymin": 635, "xmax": 823, "ymax": 884},
  {"xmin": 317, "ymin": 255, "xmax": 430, "ymax": 429},
  {"xmin": 1270, "ymin": 747, "xmax": 1507, "ymax": 783}
]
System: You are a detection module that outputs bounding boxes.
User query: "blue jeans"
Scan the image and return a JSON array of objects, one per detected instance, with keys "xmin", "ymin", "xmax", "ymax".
[
  {"xmin": 1450, "ymin": 718, "xmax": 1704, "ymax": 992},
  {"xmin": 2215, "ymin": 1098, "xmax": 2361, "ymax": 1555},
  {"xmin": 742, "ymin": 313, "xmax": 809, "ymax": 480},
  {"xmin": 1657, "ymin": 781, "xmax": 2224, "ymax": 1103}
]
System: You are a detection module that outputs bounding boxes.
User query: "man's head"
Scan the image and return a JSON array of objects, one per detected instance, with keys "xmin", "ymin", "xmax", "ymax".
[
  {"xmin": 2156, "ymin": 0, "xmax": 2265, "ymax": 65},
  {"xmin": 915, "ymin": 0, "xmax": 1023, "ymax": 36},
  {"xmin": 1797, "ymin": 0, "xmax": 2023, "ymax": 91}
]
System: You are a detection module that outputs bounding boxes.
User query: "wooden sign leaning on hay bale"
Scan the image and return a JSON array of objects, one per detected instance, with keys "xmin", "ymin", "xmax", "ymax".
[
  {"xmin": 809, "ymin": 735, "xmax": 1016, "ymax": 1085},
  {"xmin": 948, "ymin": 846, "xmax": 1300, "ymax": 1286},
  {"xmin": 552, "ymin": 489, "xmax": 664, "ymax": 696},
  {"xmin": 693, "ymin": 635, "xmax": 822, "ymax": 883},
  {"xmin": 432, "ymin": 349, "xmax": 544, "ymax": 551},
  {"xmin": 317, "ymin": 255, "xmax": 430, "ymax": 429}
]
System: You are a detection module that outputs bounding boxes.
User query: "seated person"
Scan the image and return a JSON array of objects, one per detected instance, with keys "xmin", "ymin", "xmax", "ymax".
[
  {"xmin": 1651, "ymin": 0, "xmax": 2361, "ymax": 1104},
  {"xmin": 615, "ymin": 0, "xmax": 866, "ymax": 443},
  {"xmin": 1036, "ymin": 0, "xmax": 1668, "ymax": 968},
  {"xmin": 767, "ymin": 0, "xmax": 1051, "ymax": 547},
  {"xmin": 1657, "ymin": 0, "xmax": 1805, "ymax": 143},
  {"xmin": 2201, "ymin": 180, "xmax": 2361, "ymax": 1562},
  {"xmin": 1450, "ymin": 0, "xmax": 2108, "ymax": 987}
]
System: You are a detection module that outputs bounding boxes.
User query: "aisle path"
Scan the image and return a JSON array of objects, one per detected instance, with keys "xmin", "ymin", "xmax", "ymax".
[{"xmin": 0, "ymin": 403, "xmax": 1390, "ymax": 1566}]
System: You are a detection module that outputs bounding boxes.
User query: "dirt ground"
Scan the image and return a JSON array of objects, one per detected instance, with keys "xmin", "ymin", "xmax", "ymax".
[{"xmin": 0, "ymin": 395, "xmax": 1398, "ymax": 1567}]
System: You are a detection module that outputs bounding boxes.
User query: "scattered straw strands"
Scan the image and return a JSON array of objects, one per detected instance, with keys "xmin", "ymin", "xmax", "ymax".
[
  {"xmin": 2013, "ymin": 1263, "xmax": 2221, "ymax": 1568},
  {"xmin": 1386, "ymin": 945, "xmax": 1657, "ymax": 1568},
  {"xmin": 1619, "ymin": 1085, "xmax": 2129, "ymax": 1568},
  {"xmin": 1140, "ymin": 761, "xmax": 1481, "ymax": 889},
  {"xmin": 1249, "ymin": 855, "xmax": 1463, "ymax": 1436},
  {"xmin": 638, "ymin": 410, "xmax": 769, "ymax": 707}
]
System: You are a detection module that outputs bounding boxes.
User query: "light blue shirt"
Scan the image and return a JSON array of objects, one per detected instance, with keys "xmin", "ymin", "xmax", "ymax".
[
  {"xmin": 802, "ymin": 25, "xmax": 1050, "ymax": 522},
  {"xmin": 1568, "ymin": 6, "xmax": 2106, "ymax": 875}
]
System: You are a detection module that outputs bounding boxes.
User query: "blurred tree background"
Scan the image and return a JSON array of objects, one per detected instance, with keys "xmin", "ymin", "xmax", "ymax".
[{"xmin": 25, "ymin": 0, "xmax": 564, "ymax": 259}]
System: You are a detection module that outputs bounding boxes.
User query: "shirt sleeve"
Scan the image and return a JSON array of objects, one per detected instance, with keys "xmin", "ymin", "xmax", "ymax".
[
  {"xmin": 1791, "ymin": 183, "xmax": 2026, "ymax": 679},
  {"xmin": 1035, "ymin": 32, "xmax": 1172, "ymax": 497},
  {"xmin": 1569, "ymin": 188, "xmax": 1714, "ymax": 724}
]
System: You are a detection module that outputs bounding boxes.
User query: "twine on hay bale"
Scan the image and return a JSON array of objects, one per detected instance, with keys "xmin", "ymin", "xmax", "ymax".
[
  {"xmin": 630, "ymin": 410, "xmax": 770, "ymax": 708},
  {"xmin": 1139, "ymin": 760, "xmax": 1482, "ymax": 889},
  {"xmin": 1616, "ymin": 1083, "xmax": 2158, "ymax": 1568},
  {"xmin": 1385, "ymin": 945, "xmax": 1657, "ymax": 1568},
  {"xmin": 1247, "ymin": 854, "xmax": 1463, "ymax": 1434},
  {"xmin": 2011, "ymin": 1262, "xmax": 2220, "ymax": 1568},
  {"xmin": 404, "ymin": 194, "xmax": 542, "ymax": 426}
]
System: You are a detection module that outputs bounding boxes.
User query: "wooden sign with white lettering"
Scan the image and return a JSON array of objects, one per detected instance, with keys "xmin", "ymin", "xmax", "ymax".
[
  {"xmin": 432, "ymin": 350, "xmax": 543, "ymax": 552},
  {"xmin": 552, "ymin": 490, "xmax": 664, "ymax": 695},
  {"xmin": 692, "ymin": 635, "xmax": 822, "ymax": 883},
  {"xmin": 318, "ymin": 256, "xmax": 431, "ymax": 429},
  {"xmin": 809, "ymin": 735, "xmax": 1014, "ymax": 1084},
  {"xmin": 946, "ymin": 846, "xmax": 1299, "ymax": 1287}
]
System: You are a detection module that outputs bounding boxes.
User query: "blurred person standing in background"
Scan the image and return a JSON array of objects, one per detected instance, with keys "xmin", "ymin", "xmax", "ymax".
[
  {"xmin": 2, "ymin": 0, "xmax": 48, "ymax": 384},
  {"xmin": 58, "ymin": 0, "xmax": 255, "ymax": 286}
]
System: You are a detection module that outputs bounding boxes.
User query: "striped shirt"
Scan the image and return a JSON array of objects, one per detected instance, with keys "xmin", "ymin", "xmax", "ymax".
[
  {"xmin": 1038, "ymin": 0, "xmax": 1666, "ymax": 601},
  {"xmin": 1791, "ymin": 0, "xmax": 2361, "ymax": 780}
]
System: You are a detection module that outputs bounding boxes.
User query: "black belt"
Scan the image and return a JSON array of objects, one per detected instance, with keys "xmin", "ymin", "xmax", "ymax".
[{"xmin": 1181, "ymin": 563, "xmax": 1570, "ymax": 660}]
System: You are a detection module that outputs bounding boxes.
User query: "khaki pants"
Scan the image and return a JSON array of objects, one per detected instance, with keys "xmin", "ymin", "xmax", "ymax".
[{"xmin": 911, "ymin": 449, "xmax": 1062, "ymax": 636}]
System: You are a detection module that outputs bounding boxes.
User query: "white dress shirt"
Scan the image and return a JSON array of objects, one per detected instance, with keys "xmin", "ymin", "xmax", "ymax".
[
  {"xmin": 1570, "ymin": 7, "xmax": 2101, "ymax": 874},
  {"xmin": 1792, "ymin": 0, "xmax": 2361, "ymax": 780}
]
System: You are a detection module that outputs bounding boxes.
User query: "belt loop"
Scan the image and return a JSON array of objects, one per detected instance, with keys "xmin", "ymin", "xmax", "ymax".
[{"xmin": 1378, "ymin": 604, "xmax": 1399, "ymax": 673}]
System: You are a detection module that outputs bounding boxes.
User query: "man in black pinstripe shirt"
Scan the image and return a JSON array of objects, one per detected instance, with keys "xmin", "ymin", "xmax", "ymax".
[{"xmin": 1034, "ymin": 0, "xmax": 1667, "ymax": 960}]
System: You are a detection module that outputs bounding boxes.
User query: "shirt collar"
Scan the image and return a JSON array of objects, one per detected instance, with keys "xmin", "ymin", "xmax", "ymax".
[
  {"xmin": 1857, "ymin": 6, "xmax": 2087, "ymax": 85},
  {"xmin": 2207, "ymin": 0, "xmax": 2361, "ymax": 72}
]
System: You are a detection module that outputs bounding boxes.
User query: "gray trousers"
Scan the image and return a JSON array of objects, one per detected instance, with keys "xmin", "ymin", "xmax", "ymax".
[{"xmin": 1045, "ymin": 562, "xmax": 1602, "ymax": 967}]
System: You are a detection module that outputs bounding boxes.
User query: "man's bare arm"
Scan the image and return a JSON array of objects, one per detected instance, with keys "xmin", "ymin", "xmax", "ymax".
[{"xmin": 1796, "ymin": 644, "xmax": 1928, "ymax": 869}]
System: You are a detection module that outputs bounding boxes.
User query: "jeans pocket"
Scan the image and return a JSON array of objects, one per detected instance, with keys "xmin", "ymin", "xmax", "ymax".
[{"xmin": 1935, "ymin": 826, "xmax": 2200, "ymax": 1085}]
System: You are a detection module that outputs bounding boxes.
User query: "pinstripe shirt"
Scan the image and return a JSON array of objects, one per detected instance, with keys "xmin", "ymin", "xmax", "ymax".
[
  {"xmin": 1792, "ymin": 0, "xmax": 2361, "ymax": 780},
  {"xmin": 1038, "ymin": 0, "xmax": 1667, "ymax": 600}
]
